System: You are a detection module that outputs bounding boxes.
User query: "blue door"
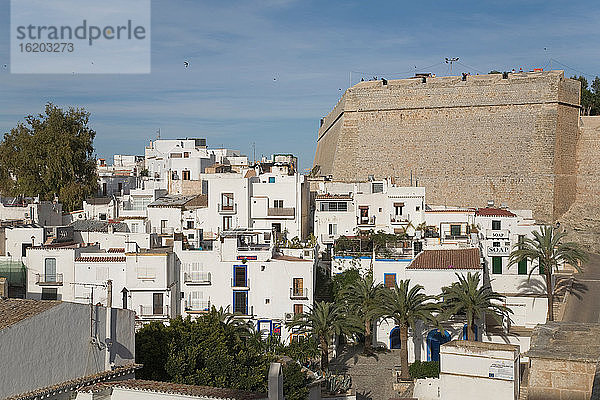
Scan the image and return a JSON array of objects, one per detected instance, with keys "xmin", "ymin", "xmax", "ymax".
[
  {"xmin": 427, "ymin": 330, "xmax": 451, "ymax": 361},
  {"xmin": 462, "ymin": 324, "xmax": 478, "ymax": 341},
  {"xmin": 390, "ymin": 327, "xmax": 401, "ymax": 349}
]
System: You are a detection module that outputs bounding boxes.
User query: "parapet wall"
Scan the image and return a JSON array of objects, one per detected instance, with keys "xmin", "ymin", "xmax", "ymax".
[{"xmin": 313, "ymin": 71, "xmax": 581, "ymax": 223}]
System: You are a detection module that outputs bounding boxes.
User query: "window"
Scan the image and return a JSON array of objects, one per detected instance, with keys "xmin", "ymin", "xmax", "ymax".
[
  {"xmin": 44, "ymin": 258, "xmax": 57, "ymax": 282},
  {"xmin": 518, "ymin": 235, "xmax": 527, "ymax": 275},
  {"xmin": 294, "ymin": 304, "xmax": 303, "ymax": 315},
  {"xmin": 153, "ymin": 293, "xmax": 164, "ymax": 315},
  {"xmin": 122, "ymin": 289, "xmax": 128, "ymax": 309},
  {"xmin": 99, "ymin": 213, "xmax": 107, "ymax": 221},
  {"xmin": 328, "ymin": 223, "xmax": 337, "ymax": 235},
  {"xmin": 102, "ymin": 183, "xmax": 107, "ymax": 196},
  {"xmin": 223, "ymin": 216, "xmax": 232, "ymax": 230},
  {"xmin": 320, "ymin": 202, "xmax": 347, "ymax": 211},
  {"xmin": 394, "ymin": 203, "xmax": 404, "ymax": 216},
  {"xmin": 268, "ymin": 177, "xmax": 275, "ymax": 183},
  {"xmin": 233, "ymin": 265, "xmax": 247, "ymax": 287},
  {"xmin": 170, "ymin": 153, "xmax": 182, "ymax": 158},
  {"xmin": 118, "ymin": 182, "xmax": 123, "ymax": 193},
  {"xmin": 41, "ymin": 288, "xmax": 57, "ymax": 300},
  {"xmin": 221, "ymin": 193, "xmax": 234, "ymax": 209},
  {"xmin": 186, "ymin": 220, "xmax": 194, "ymax": 229},
  {"xmin": 160, "ymin": 220, "xmax": 168, "ymax": 234},
  {"xmin": 272, "ymin": 223, "xmax": 281, "ymax": 233},
  {"xmin": 450, "ymin": 224, "xmax": 461, "ymax": 237},
  {"xmin": 183, "ymin": 152, "xmax": 190, "ymax": 158},
  {"xmin": 188, "ymin": 233, "xmax": 195, "ymax": 240},
  {"xmin": 384, "ymin": 273, "xmax": 396, "ymax": 288},
  {"xmin": 233, "ymin": 291, "xmax": 248, "ymax": 315},
  {"xmin": 492, "ymin": 220, "xmax": 501, "ymax": 230},
  {"xmin": 182, "ymin": 170, "xmax": 190, "ymax": 180},
  {"xmin": 492, "ymin": 257, "xmax": 502, "ymax": 274},
  {"xmin": 274, "ymin": 200, "xmax": 284, "ymax": 208},
  {"xmin": 416, "ymin": 206, "xmax": 421, "ymax": 211},
  {"xmin": 372, "ymin": 182, "xmax": 383, "ymax": 193},
  {"xmin": 292, "ymin": 278, "xmax": 304, "ymax": 297},
  {"xmin": 493, "ymin": 241, "xmax": 500, "ymax": 247}
]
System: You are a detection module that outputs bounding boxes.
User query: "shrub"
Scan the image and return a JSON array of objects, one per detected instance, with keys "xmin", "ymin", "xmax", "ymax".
[{"xmin": 409, "ymin": 360, "xmax": 439, "ymax": 379}]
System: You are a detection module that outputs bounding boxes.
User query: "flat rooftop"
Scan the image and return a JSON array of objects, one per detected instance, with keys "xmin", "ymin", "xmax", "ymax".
[{"xmin": 526, "ymin": 322, "xmax": 600, "ymax": 363}]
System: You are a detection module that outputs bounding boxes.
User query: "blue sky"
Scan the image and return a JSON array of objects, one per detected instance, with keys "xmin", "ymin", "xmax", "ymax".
[{"xmin": 1, "ymin": 0, "xmax": 599, "ymax": 172}]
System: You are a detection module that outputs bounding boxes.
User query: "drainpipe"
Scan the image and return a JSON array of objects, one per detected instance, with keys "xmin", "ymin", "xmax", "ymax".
[{"xmin": 105, "ymin": 279, "xmax": 113, "ymax": 370}]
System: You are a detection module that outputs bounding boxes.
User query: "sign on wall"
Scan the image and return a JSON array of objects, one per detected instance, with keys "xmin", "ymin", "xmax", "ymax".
[
  {"xmin": 486, "ymin": 229, "xmax": 509, "ymax": 239},
  {"xmin": 489, "ymin": 361, "xmax": 514, "ymax": 380},
  {"xmin": 487, "ymin": 246, "xmax": 510, "ymax": 257}
]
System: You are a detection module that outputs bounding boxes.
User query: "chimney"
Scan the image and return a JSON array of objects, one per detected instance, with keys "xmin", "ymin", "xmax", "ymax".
[{"xmin": 268, "ymin": 362, "xmax": 283, "ymax": 400}]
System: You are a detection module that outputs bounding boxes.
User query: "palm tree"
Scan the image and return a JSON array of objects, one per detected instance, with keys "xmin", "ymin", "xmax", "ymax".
[
  {"xmin": 287, "ymin": 301, "xmax": 361, "ymax": 370},
  {"xmin": 508, "ymin": 225, "xmax": 587, "ymax": 321},
  {"xmin": 441, "ymin": 272, "xmax": 512, "ymax": 340},
  {"xmin": 340, "ymin": 272, "xmax": 386, "ymax": 354},
  {"xmin": 381, "ymin": 280, "xmax": 438, "ymax": 380},
  {"xmin": 211, "ymin": 305, "xmax": 253, "ymax": 341}
]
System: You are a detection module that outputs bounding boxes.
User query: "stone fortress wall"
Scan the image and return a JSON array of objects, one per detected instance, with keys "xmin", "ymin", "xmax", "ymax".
[{"xmin": 313, "ymin": 71, "xmax": 584, "ymax": 225}]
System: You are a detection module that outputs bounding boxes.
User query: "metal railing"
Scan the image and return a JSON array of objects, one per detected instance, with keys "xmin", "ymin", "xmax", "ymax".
[
  {"xmin": 184, "ymin": 300, "xmax": 210, "ymax": 312},
  {"xmin": 267, "ymin": 207, "xmax": 295, "ymax": 217},
  {"xmin": 36, "ymin": 273, "xmax": 63, "ymax": 285},
  {"xmin": 231, "ymin": 277, "xmax": 250, "ymax": 288},
  {"xmin": 390, "ymin": 214, "xmax": 409, "ymax": 223},
  {"xmin": 290, "ymin": 288, "xmax": 309, "ymax": 299},
  {"xmin": 357, "ymin": 216, "xmax": 376, "ymax": 226},
  {"xmin": 218, "ymin": 203, "xmax": 237, "ymax": 214},
  {"xmin": 238, "ymin": 244, "xmax": 270, "ymax": 251},
  {"xmin": 139, "ymin": 305, "xmax": 169, "ymax": 317},
  {"xmin": 184, "ymin": 271, "xmax": 211, "ymax": 284}
]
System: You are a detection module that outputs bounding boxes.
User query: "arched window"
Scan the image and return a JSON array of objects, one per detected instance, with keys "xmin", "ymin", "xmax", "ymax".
[{"xmin": 427, "ymin": 329, "xmax": 451, "ymax": 362}]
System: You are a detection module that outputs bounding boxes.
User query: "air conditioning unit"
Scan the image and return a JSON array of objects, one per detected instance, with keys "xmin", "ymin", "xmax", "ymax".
[{"xmin": 285, "ymin": 313, "xmax": 294, "ymax": 321}]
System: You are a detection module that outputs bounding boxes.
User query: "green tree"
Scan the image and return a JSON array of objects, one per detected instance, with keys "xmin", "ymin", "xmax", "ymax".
[
  {"xmin": 571, "ymin": 75, "xmax": 597, "ymax": 115},
  {"xmin": 331, "ymin": 268, "xmax": 361, "ymax": 302},
  {"xmin": 441, "ymin": 272, "xmax": 511, "ymax": 341},
  {"xmin": 508, "ymin": 226, "xmax": 587, "ymax": 321},
  {"xmin": 381, "ymin": 280, "xmax": 438, "ymax": 380},
  {"xmin": 287, "ymin": 301, "xmax": 360, "ymax": 370},
  {"xmin": 135, "ymin": 320, "xmax": 178, "ymax": 381},
  {"xmin": 340, "ymin": 271, "xmax": 386, "ymax": 353},
  {"xmin": 282, "ymin": 362, "xmax": 311, "ymax": 400},
  {"xmin": 0, "ymin": 103, "xmax": 97, "ymax": 211}
]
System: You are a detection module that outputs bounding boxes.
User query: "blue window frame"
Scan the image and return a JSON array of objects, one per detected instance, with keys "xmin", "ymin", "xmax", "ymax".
[
  {"xmin": 233, "ymin": 265, "xmax": 247, "ymax": 287},
  {"xmin": 233, "ymin": 290, "xmax": 248, "ymax": 315},
  {"xmin": 384, "ymin": 273, "xmax": 396, "ymax": 288},
  {"xmin": 257, "ymin": 319, "xmax": 272, "ymax": 337},
  {"xmin": 268, "ymin": 177, "xmax": 275, "ymax": 183}
]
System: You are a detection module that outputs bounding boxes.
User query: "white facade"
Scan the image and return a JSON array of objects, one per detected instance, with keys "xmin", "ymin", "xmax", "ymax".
[
  {"xmin": 314, "ymin": 180, "xmax": 425, "ymax": 249},
  {"xmin": 174, "ymin": 231, "xmax": 315, "ymax": 343}
]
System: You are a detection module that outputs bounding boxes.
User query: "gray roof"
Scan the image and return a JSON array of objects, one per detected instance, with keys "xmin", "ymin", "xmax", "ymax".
[
  {"xmin": 69, "ymin": 220, "xmax": 128, "ymax": 233},
  {"xmin": 526, "ymin": 322, "xmax": 600, "ymax": 362},
  {"xmin": 0, "ymin": 299, "xmax": 60, "ymax": 330},
  {"xmin": 148, "ymin": 195, "xmax": 199, "ymax": 208}
]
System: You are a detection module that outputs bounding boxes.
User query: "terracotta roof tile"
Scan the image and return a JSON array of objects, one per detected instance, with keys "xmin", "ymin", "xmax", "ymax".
[
  {"xmin": 107, "ymin": 248, "xmax": 125, "ymax": 253},
  {"xmin": 475, "ymin": 207, "xmax": 517, "ymax": 217},
  {"xmin": 75, "ymin": 256, "xmax": 126, "ymax": 262},
  {"xmin": 316, "ymin": 194, "xmax": 352, "ymax": 200},
  {"xmin": 0, "ymin": 299, "xmax": 61, "ymax": 330},
  {"xmin": 408, "ymin": 248, "xmax": 481, "ymax": 270},
  {"xmin": 80, "ymin": 379, "xmax": 267, "ymax": 400},
  {"xmin": 5, "ymin": 364, "xmax": 141, "ymax": 400}
]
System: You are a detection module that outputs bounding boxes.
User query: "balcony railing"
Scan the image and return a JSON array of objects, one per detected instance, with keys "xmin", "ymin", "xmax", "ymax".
[
  {"xmin": 36, "ymin": 273, "xmax": 63, "ymax": 286},
  {"xmin": 443, "ymin": 234, "xmax": 469, "ymax": 241},
  {"xmin": 184, "ymin": 271, "xmax": 211, "ymax": 284},
  {"xmin": 290, "ymin": 288, "xmax": 309, "ymax": 299},
  {"xmin": 218, "ymin": 203, "xmax": 237, "ymax": 214},
  {"xmin": 390, "ymin": 214, "xmax": 409, "ymax": 223},
  {"xmin": 238, "ymin": 244, "xmax": 271, "ymax": 252},
  {"xmin": 267, "ymin": 207, "xmax": 295, "ymax": 217},
  {"xmin": 231, "ymin": 278, "xmax": 250, "ymax": 288},
  {"xmin": 357, "ymin": 216, "xmax": 375, "ymax": 226},
  {"xmin": 139, "ymin": 305, "xmax": 169, "ymax": 317},
  {"xmin": 184, "ymin": 300, "xmax": 210, "ymax": 312}
]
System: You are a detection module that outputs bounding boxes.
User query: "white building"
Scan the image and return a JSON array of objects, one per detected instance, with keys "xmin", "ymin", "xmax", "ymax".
[
  {"xmin": 0, "ymin": 298, "xmax": 137, "ymax": 400},
  {"xmin": 174, "ymin": 229, "xmax": 315, "ymax": 343},
  {"xmin": 97, "ymin": 155, "xmax": 141, "ymax": 197},
  {"xmin": 0, "ymin": 196, "xmax": 63, "ymax": 226},
  {"xmin": 314, "ymin": 180, "xmax": 425, "ymax": 250}
]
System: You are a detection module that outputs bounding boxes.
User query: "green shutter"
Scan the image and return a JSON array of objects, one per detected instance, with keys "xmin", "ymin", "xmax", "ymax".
[
  {"xmin": 518, "ymin": 259, "xmax": 527, "ymax": 275},
  {"xmin": 492, "ymin": 257, "xmax": 502, "ymax": 274}
]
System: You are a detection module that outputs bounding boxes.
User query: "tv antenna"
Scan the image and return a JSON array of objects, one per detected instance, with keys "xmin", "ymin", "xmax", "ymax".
[{"xmin": 445, "ymin": 57, "xmax": 459, "ymax": 75}]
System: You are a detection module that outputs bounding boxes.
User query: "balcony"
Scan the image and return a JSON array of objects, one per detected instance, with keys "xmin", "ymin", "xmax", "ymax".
[
  {"xmin": 390, "ymin": 214, "xmax": 410, "ymax": 224},
  {"xmin": 36, "ymin": 273, "xmax": 63, "ymax": 286},
  {"xmin": 357, "ymin": 216, "xmax": 376, "ymax": 226},
  {"xmin": 184, "ymin": 300, "xmax": 210, "ymax": 313},
  {"xmin": 183, "ymin": 271, "xmax": 211, "ymax": 285},
  {"xmin": 218, "ymin": 203, "xmax": 237, "ymax": 214},
  {"xmin": 139, "ymin": 305, "xmax": 169, "ymax": 317},
  {"xmin": 290, "ymin": 287, "xmax": 309, "ymax": 299},
  {"xmin": 443, "ymin": 234, "xmax": 470, "ymax": 241},
  {"xmin": 267, "ymin": 207, "xmax": 295, "ymax": 218},
  {"xmin": 231, "ymin": 278, "xmax": 250, "ymax": 288},
  {"xmin": 321, "ymin": 234, "xmax": 335, "ymax": 244}
]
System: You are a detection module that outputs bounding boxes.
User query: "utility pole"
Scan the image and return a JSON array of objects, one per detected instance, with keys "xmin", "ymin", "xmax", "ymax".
[{"xmin": 445, "ymin": 57, "xmax": 459, "ymax": 75}]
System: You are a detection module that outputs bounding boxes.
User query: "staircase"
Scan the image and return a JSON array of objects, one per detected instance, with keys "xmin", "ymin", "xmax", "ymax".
[{"xmin": 329, "ymin": 346, "xmax": 404, "ymax": 400}]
